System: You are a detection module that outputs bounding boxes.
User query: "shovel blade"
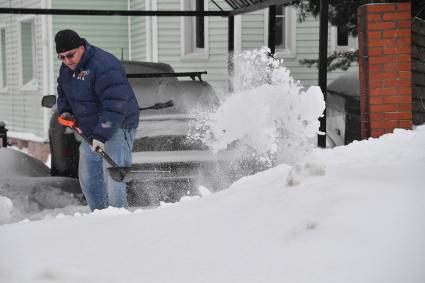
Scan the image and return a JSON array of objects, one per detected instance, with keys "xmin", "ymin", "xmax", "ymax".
[
  {"xmin": 107, "ymin": 167, "xmax": 131, "ymax": 182},
  {"xmin": 107, "ymin": 167, "xmax": 171, "ymax": 182}
]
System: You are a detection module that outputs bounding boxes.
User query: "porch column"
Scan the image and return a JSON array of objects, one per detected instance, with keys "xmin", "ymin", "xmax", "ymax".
[{"xmin": 357, "ymin": 2, "xmax": 412, "ymax": 139}]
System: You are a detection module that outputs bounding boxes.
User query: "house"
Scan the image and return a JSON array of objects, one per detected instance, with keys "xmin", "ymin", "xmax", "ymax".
[{"xmin": 0, "ymin": 0, "xmax": 358, "ymax": 162}]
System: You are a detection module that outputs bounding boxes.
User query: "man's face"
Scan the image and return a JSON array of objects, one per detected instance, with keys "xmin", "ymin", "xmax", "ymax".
[{"xmin": 57, "ymin": 45, "xmax": 84, "ymax": 70}]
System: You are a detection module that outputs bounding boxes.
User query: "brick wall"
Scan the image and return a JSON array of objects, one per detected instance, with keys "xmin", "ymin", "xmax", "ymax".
[{"xmin": 358, "ymin": 2, "xmax": 412, "ymax": 139}]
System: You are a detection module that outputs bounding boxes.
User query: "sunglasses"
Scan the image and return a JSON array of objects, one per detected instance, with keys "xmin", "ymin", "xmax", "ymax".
[{"xmin": 57, "ymin": 49, "xmax": 77, "ymax": 61}]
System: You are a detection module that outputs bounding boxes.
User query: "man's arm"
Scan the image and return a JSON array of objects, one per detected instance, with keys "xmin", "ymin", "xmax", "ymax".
[
  {"xmin": 91, "ymin": 67, "xmax": 133, "ymax": 142},
  {"xmin": 56, "ymin": 77, "xmax": 72, "ymax": 115}
]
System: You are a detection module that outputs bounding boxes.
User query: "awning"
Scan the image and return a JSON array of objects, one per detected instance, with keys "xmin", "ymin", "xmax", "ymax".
[{"xmin": 224, "ymin": 0, "xmax": 295, "ymax": 15}]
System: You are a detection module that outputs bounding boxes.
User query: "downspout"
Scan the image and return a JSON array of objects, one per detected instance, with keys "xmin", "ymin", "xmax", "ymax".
[
  {"xmin": 47, "ymin": 0, "xmax": 54, "ymax": 99},
  {"xmin": 127, "ymin": 0, "xmax": 132, "ymax": 60},
  {"xmin": 41, "ymin": 0, "xmax": 51, "ymax": 141},
  {"xmin": 152, "ymin": 0, "xmax": 158, "ymax": 62},
  {"xmin": 146, "ymin": 0, "xmax": 152, "ymax": 61}
]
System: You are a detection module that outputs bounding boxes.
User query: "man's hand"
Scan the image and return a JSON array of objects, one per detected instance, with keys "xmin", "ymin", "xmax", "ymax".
[
  {"xmin": 60, "ymin": 112, "xmax": 74, "ymax": 120},
  {"xmin": 92, "ymin": 139, "xmax": 105, "ymax": 152}
]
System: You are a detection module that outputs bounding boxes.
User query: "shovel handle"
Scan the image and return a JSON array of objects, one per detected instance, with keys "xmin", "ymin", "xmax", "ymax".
[{"xmin": 58, "ymin": 115, "xmax": 127, "ymax": 180}]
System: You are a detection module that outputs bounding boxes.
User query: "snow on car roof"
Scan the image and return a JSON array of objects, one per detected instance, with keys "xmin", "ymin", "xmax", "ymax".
[{"xmin": 327, "ymin": 72, "xmax": 359, "ymax": 98}]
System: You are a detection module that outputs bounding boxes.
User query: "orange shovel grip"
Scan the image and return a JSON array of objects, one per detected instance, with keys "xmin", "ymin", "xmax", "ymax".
[{"xmin": 57, "ymin": 115, "xmax": 76, "ymax": 127}]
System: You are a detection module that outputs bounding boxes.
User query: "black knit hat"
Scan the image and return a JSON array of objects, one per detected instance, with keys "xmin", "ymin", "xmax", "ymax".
[{"xmin": 55, "ymin": 29, "xmax": 84, "ymax": 53}]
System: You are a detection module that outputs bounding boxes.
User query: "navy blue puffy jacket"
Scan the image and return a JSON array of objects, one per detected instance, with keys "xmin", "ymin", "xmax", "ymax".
[{"xmin": 57, "ymin": 39, "xmax": 139, "ymax": 143}]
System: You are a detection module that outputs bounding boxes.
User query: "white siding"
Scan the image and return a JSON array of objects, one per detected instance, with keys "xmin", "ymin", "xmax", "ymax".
[
  {"xmin": 241, "ymin": 10, "xmax": 266, "ymax": 49},
  {"xmin": 52, "ymin": 0, "xmax": 129, "ymax": 59},
  {"xmin": 129, "ymin": 0, "xmax": 147, "ymax": 61},
  {"xmin": 52, "ymin": 0, "xmax": 130, "ymax": 80},
  {"xmin": 0, "ymin": 0, "xmax": 48, "ymax": 139},
  {"xmin": 155, "ymin": 0, "xmax": 230, "ymax": 90}
]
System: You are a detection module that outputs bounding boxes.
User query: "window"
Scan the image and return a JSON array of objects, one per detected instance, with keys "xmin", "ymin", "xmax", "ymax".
[
  {"xmin": 20, "ymin": 19, "xmax": 37, "ymax": 88},
  {"xmin": 195, "ymin": 0, "xmax": 204, "ymax": 49},
  {"xmin": 181, "ymin": 0, "xmax": 208, "ymax": 59},
  {"xmin": 336, "ymin": 23, "xmax": 349, "ymax": 46},
  {"xmin": 0, "ymin": 28, "xmax": 6, "ymax": 89},
  {"xmin": 331, "ymin": 24, "xmax": 358, "ymax": 52},
  {"xmin": 270, "ymin": 6, "xmax": 296, "ymax": 58}
]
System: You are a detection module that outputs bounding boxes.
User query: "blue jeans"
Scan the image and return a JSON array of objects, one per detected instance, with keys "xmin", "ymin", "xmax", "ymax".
[{"xmin": 79, "ymin": 128, "xmax": 136, "ymax": 211}]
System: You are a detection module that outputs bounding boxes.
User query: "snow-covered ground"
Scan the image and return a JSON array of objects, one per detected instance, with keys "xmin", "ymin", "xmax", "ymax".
[
  {"xmin": 0, "ymin": 126, "xmax": 424, "ymax": 283},
  {"xmin": 0, "ymin": 49, "xmax": 424, "ymax": 282}
]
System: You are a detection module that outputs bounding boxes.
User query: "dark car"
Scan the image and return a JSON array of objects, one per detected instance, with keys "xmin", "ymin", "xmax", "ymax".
[
  {"xmin": 326, "ymin": 72, "xmax": 361, "ymax": 147},
  {"xmin": 43, "ymin": 61, "xmax": 235, "ymax": 206}
]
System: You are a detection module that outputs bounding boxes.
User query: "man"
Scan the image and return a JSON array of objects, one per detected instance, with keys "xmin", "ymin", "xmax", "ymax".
[{"xmin": 55, "ymin": 29, "xmax": 139, "ymax": 210}]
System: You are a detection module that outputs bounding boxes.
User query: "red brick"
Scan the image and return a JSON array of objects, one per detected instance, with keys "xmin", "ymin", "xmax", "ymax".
[
  {"xmin": 398, "ymin": 104, "xmax": 412, "ymax": 111},
  {"xmin": 368, "ymin": 39, "xmax": 395, "ymax": 47},
  {"xmin": 367, "ymin": 14, "xmax": 382, "ymax": 22},
  {"xmin": 399, "ymin": 54, "xmax": 411, "ymax": 63},
  {"xmin": 369, "ymin": 97, "xmax": 384, "ymax": 105},
  {"xmin": 397, "ymin": 3, "xmax": 411, "ymax": 12},
  {"xmin": 369, "ymin": 64, "xmax": 383, "ymax": 73},
  {"xmin": 368, "ymin": 31, "xmax": 382, "ymax": 39},
  {"xmin": 399, "ymin": 45, "xmax": 411, "ymax": 54},
  {"xmin": 398, "ymin": 20, "xmax": 412, "ymax": 29},
  {"xmin": 370, "ymin": 129, "xmax": 386, "ymax": 138},
  {"xmin": 367, "ymin": 4, "xmax": 396, "ymax": 13},
  {"xmin": 368, "ymin": 48, "xmax": 383, "ymax": 56},
  {"xmin": 368, "ymin": 22, "xmax": 396, "ymax": 30},
  {"xmin": 383, "ymin": 29, "xmax": 411, "ymax": 38},
  {"xmin": 399, "ymin": 71, "xmax": 412, "ymax": 79},
  {"xmin": 370, "ymin": 120, "xmax": 398, "ymax": 129},
  {"xmin": 383, "ymin": 12, "xmax": 410, "ymax": 21},
  {"xmin": 383, "ymin": 96, "xmax": 411, "ymax": 104},
  {"xmin": 383, "ymin": 79, "xmax": 411, "ymax": 88},
  {"xmin": 384, "ymin": 112, "xmax": 412, "ymax": 120},
  {"xmin": 383, "ymin": 63, "xmax": 410, "ymax": 72},
  {"xmin": 369, "ymin": 55, "xmax": 399, "ymax": 64},
  {"xmin": 398, "ymin": 120, "xmax": 412, "ymax": 128},
  {"xmin": 370, "ymin": 113, "xmax": 384, "ymax": 120},
  {"xmin": 397, "ymin": 37, "xmax": 411, "ymax": 46},
  {"xmin": 369, "ymin": 88, "xmax": 398, "ymax": 96},
  {"xmin": 383, "ymin": 46, "xmax": 411, "ymax": 55},
  {"xmin": 369, "ymin": 104, "xmax": 397, "ymax": 113},
  {"xmin": 369, "ymin": 80, "xmax": 383, "ymax": 89},
  {"xmin": 370, "ymin": 72, "xmax": 399, "ymax": 80},
  {"xmin": 398, "ymin": 87, "xmax": 412, "ymax": 95}
]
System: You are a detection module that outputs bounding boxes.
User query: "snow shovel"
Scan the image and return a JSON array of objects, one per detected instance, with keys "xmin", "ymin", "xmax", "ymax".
[{"xmin": 57, "ymin": 116, "xmax": 170, "ymax": 183}]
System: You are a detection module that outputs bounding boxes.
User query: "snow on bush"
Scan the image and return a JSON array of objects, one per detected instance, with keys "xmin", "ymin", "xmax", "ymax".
[{"xmin": 189, "ymin": 47, "xmax": 325, "ymax": 171}]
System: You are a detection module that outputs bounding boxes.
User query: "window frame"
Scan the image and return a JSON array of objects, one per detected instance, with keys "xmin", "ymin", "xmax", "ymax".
[
  {"xmin": 18, "ymin": 16, "xmax": 38, "ymax": 90},
  {"xmin": 266, "ymin": 6, "xmax": 297, "ymax": 58},
  {"xmin": 330, "ymin": 25, "xmax": 358, "ymax": 53},
  {"xmin": 180, "ymin": 0, "xmax": 209, "ymax": 60}
]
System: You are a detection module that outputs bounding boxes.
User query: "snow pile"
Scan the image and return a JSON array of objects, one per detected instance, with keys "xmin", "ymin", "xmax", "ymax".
[
  {"xmin": 0, "ymin": 148, "xmax": 83, "ymax": 224},
  {"xmin": 190, "ymin": 47, "xmax": 325, "ymax": 169},
  {"xmin": 0, "ymin": 196, "xmax": 13, "ymax": 223},
  {"xmin": 0, "ymin": 181, "xmax": 85, "ymax": 225}
]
